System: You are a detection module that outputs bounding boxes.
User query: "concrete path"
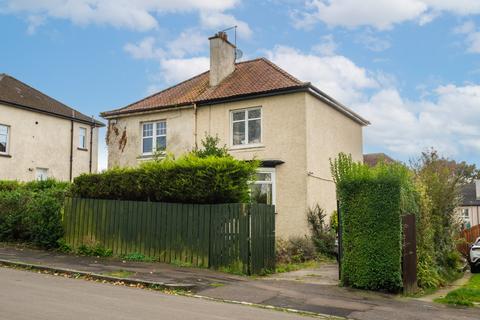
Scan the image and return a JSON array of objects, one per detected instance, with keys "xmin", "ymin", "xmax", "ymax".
[
  {"xmin": 0, "ymin": 267, "xmax": 313, "ymax": 320},
  {"xmin": 416, "ymin": 272, "xmax": 472, "ymax": 303},
  {"xmin": 0, "ymin": 244, "xmax": 244, "ymax": 291}
]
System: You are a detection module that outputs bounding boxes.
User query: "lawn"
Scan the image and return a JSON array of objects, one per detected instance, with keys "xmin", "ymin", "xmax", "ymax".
[{"xmin": 435, "ymin": 274, "xmax": 480, "ymax": 307}]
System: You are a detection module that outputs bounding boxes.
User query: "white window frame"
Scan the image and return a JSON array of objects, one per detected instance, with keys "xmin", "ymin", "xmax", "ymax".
[
  {"xmin": 250, "ymin": 167, "xmax": 276, "ymax": 205},
  {"xmin": 230, "ymin": 107, "xmax": 262, "ymax": 148},
  {"xmin": 79, "ymin": 127, "xmax": 87, "ymax": 149},
  {"xmin": 461, "ymin": 208, "xmax": 470, "ymax": 224},
  {"xmin": 0, "ymin": 124, "xmax": 10, "ymax": 155},
  {"xmin": 141, "ymin": 121, "xmax": 167, "ymax": 156},
  {"xmin": 35, "ymin": 168, "xmax": 48, "ymax": 181}
]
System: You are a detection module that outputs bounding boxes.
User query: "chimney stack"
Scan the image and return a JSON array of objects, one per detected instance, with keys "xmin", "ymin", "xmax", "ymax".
[
  {"xmin": 209, "ymin": 31, "xmax": 236, "ymax": 87},
  {"xmin": 476, "ymin": 180, "xmax": 480, "ymax": 200}
]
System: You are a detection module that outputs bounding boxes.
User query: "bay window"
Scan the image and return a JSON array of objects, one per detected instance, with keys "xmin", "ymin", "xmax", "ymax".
[
  {"xmin": 142, "ymin": 121, "xmax": 167, "ymax": 155},
  {"xmin": 231, "ymin": 107, "xmax": 261, "ymax": 146}
]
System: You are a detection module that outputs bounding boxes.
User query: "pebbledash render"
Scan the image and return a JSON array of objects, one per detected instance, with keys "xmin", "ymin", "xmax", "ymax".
[{"xmin": 101, "ymin": 32, "xmax": 369, "ymax": 238}]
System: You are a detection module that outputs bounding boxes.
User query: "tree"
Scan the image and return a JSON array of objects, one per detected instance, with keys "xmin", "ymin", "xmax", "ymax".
[{"xmin": 193, "ymin": 134, "xmax": 230, "ymax": 158}]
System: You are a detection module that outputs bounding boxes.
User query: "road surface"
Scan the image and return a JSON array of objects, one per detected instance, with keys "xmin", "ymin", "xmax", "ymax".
[{"xmin": 0, "ymin": 267, "xmax": 312, "ymax": 320}]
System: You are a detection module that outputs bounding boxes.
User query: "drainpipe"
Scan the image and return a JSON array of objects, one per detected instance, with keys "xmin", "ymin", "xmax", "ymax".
[
  {"xmin": 69, "ymin": 119, "xmax": 74, "ymax": 181},
  {"xmin": 193, "ymin": 103, "xmax": 198, "ymax": 149},
  {"xmin": 89, "ymin": 116, "xmax": 94, "ymax": 173}
]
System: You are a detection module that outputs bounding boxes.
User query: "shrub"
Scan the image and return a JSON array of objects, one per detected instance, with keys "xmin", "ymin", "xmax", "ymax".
[
  {"xmin": 0, "ymin": 180, "xmax": 68, "ymax": 249},
  {"xmin": 72, "ymin": 154, "xmax": 258, "ymax": 204},
  {"xmin": 276, "ymin": 236, "xmax": 317, "ymax": 264},
  {"xmin": 307, "ymin": 204, "xmax": 336, "ymax": 257}
]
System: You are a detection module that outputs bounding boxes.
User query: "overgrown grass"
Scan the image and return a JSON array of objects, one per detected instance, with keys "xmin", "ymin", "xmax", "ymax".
[
  {"xmin": 274, "ymin": 260, "xmax": 317, "ymax": 274},
  {"xmin": 435, "ymin": 274, "xmax": 480, "ymax": 307},
  {"xmin": 120, "ymin": 252, "xmax": 156, "ymax": 262}
]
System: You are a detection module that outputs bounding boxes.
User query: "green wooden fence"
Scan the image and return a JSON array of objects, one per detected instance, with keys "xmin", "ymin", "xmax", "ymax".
[{"xmin": 63, "ymin": 198, "xmax": 275, "ymax": 274}]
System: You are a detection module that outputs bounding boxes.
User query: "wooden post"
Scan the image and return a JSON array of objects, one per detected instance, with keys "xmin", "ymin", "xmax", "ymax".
[
  {"xmin": 337, "ymin": 200, "xmax": 342, "ymax": 282},
  {"xmin": 402, "ymin": 214, "xmax": 417, "ymax": 294}
]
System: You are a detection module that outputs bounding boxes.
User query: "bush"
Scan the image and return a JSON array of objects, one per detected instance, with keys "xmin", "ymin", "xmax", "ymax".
[
  {"xmin": 276, "ymin": 236, "xmax": 317, "ymax": 264},
  {"xmin": 72, "ymin": 154, "xmax": 258, "ymax": 204},
  {"xmin": 331, "ymin": 154, "xmax": 403, "ymax": 292},
  {"xmin": 0, "ymin": 180, "xmax": 68, "ymax": 249},
  {"xmin": 307, "ymin": 204, "xmax": 336, "ymax": 257}
]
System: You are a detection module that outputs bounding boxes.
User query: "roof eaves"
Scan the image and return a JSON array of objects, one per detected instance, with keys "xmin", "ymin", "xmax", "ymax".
[
  {"xmin": 307, "ymin": 84, "xmax": 370, "ymax": 126},
  {"xmin": 1, "ymin": 99, "xmax": 105, "ymax": 127}
]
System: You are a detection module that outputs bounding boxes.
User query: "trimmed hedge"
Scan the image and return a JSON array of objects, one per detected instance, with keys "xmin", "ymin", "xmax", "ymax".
[
  {"xmin": 332, "ymin": 153, "xmax": 404, "ymax": 292},
  {"xmin": 72, "ymin": 155, "xmax": 259, "ymax": 204},
  {"xmin": 338, "ymin": 177, "xmax": 403, "ymax": 292},
  {"xmin": 0, "ymin": 180, "xmax": 69, "ymax": 248}
]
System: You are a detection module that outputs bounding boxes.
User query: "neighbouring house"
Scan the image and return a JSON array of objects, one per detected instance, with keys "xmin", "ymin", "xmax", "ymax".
[
  {"xmin": 101, "ymin": 32, "xmax": 369, "ymax": 238},
  {"xmin": 363, "ymin": 153, "xmax": 395, "ymax": 167},
  {"xmin": 0, "ymin": 74, "xmax": 104, "ymax": 181},
  {"xmin": 458, "ymin": 180, "xmax": 480, "ymax": 229}
]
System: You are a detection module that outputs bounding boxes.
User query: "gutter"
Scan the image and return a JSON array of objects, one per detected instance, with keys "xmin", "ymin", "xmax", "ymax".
[
  {"xmin": 101, "ymin": 85, "xmax": 369, "ymax": 126},
  {"xmin": 89, "ymin": 116, "xmax": 94, "ymax": 173},
  {"xmin": 0, "ymin": 99, "xmax": 105, "ymax": 127},
  {"xmin": 69, "ymin": 119, "xmax": 74, "ymax": 181}
]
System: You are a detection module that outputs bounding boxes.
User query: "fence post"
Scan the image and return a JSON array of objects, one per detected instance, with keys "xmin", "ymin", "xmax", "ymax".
[
  {"xmin": 402, "ymin": 214, "xmax": 417, "ymax": 294},
  {"xmin": 247, "ymin": 203, "xmax": 252, "ymax": 276}
]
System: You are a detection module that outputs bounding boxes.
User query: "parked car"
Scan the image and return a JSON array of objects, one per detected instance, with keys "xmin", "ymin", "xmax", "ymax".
[{"xmin": 469, "ymin": 237, "xmax": 480, "ymax": 273}]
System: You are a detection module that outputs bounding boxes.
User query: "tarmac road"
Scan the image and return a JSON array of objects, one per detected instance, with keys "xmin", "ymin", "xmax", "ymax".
[{"xmin": 0, "ymin": 267, "xmax": 314, "ymax": 320}]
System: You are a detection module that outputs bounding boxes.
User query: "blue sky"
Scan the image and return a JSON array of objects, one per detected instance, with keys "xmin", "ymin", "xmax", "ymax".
[{"xmin": 1, "ymin": 0, "xmax": 480, "ymax": 170}]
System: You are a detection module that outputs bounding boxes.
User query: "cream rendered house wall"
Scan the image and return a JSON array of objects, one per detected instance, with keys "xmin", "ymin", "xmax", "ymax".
[
  {"xmin": 0, "ymin": 103, "xmax": 99, "ymax": 181},
  {"xmin": 107, "ymin": 92, "xmax": 308, "ymax": 237},
  {"xmin": 305, "ymin": 94, "xmax": 363, "ymax": 222},
  {"xmin": 106, "ymin": 91, "xmax": 364, "ymax": 238}
]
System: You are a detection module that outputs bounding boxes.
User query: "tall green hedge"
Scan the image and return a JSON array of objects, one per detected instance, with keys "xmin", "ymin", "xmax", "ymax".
[
  {"xmin": 0, "ymin": 180, "xmax": 69, "ymax": 248},
  {"xmin": 72, "ymin": 155, "xmax": 258, "ymax": 204},
  {"xmin": 332, "ymin": 153, "xmax": 404, "ymax": 292},
  {"xmin": 338, "ymin": 177, "xmax": 403, "ymax": 292}
]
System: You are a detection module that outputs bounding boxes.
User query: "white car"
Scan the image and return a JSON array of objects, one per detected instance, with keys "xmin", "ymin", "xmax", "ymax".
[{"xmin": 470, "ymin": 237, "xmax": 480, "ymax": 273}]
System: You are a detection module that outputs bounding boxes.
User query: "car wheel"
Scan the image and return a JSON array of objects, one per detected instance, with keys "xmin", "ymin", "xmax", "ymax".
[{"xmin": 471, "ymin": 263, "xmax": 480, "ymax": 274}]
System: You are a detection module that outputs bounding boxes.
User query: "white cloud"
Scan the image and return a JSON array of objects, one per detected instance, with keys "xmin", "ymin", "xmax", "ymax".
[
  {"xmin": 1, "ymin": 0, "xmax": 242, "ymax": 32},
  {"xmin": 266, "ymin": 45, "xmax": 377, "ymax": 105},
  {"xmin": 312, "ymin": 34, "xmax": 337, "ymax": 56},
  {"xmin": 293, "ymin": 0, "xmax": 480, "ymax": 30},
  {"xmin": 454, "ymin": 21, "xmax": 480, "ymax": 53},
  {"xmin": 124, "ymin": 33, "xmax": 209, "ymax": 86},
  {"xmin": 356, "ymin": 84, "xmax": 480, "ymax": 158},
  {"xmin": 124, "ymin": 37, "xmax": 165, "ymax": 59},
  {"xmin": 159, "ymin": 57, "xmax": 209, "ymax": 84},
  {"xmin": 356, "ymin": 32, "xmax": 391, "ymax": 52},
  {"xmin": 267, "ymin": 45, "xmax": 480, "ymax": 160},
  {"xmin": 199, "ymin": 11, "xmax": 252, "ymax": 39}
]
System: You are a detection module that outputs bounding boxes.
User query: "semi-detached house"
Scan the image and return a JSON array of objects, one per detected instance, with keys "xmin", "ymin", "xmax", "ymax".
[{"xmin": 101, "ymin": 32, "xmax": 369, "ymax": 238}]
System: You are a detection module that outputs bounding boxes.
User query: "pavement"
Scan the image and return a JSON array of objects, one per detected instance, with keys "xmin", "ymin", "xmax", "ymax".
[
  {"xmin": 1, "ymin": 244, "xmax": 479, "ymax": 320},
  {"xmin": 0, "ymin": 267, "xmax": 313, "ymax": 320}
]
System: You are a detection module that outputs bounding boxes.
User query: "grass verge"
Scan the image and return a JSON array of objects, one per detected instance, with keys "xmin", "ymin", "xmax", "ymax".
[{"xmin": 435, "ymin": 274, "xmax": 480, "ymax": 307}]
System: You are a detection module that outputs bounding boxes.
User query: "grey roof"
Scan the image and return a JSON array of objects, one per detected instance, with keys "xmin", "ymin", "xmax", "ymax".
[
  {"xmin": 0, "ymin": 73, "xmax": 104, "ymax": 127},
  {"xmin": 460, "ymin": 183, "xmax": 480, "ymax": 206}
]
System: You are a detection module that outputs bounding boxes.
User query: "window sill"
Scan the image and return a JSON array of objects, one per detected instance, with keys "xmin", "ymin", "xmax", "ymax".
[
  {"xmin": 229, "ymin": 144, "xmax": 265, "ymax": 151},
  {"xmin": 77, "ymin": 147, "xmax": 88, "ymax": 152},
  {"xmin": 0, "ymin": 153, "xmax": 11, "ymax": 158}
]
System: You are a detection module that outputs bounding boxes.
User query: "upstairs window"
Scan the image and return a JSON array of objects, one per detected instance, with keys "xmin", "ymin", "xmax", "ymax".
[
  {"xmin": 231, "ymin": 107, "xmax": 261, "ymax": 146},
  {"xmin": 142, "ymin": 121, "xmax": 167, "ymax": 155},
  {"xmin": 79, "ymin": 127, "xmax": 87, "ymax": 149},
  {"xmin": 0, "ymin": 124, "xmax": 9, "ymax": 154}
]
